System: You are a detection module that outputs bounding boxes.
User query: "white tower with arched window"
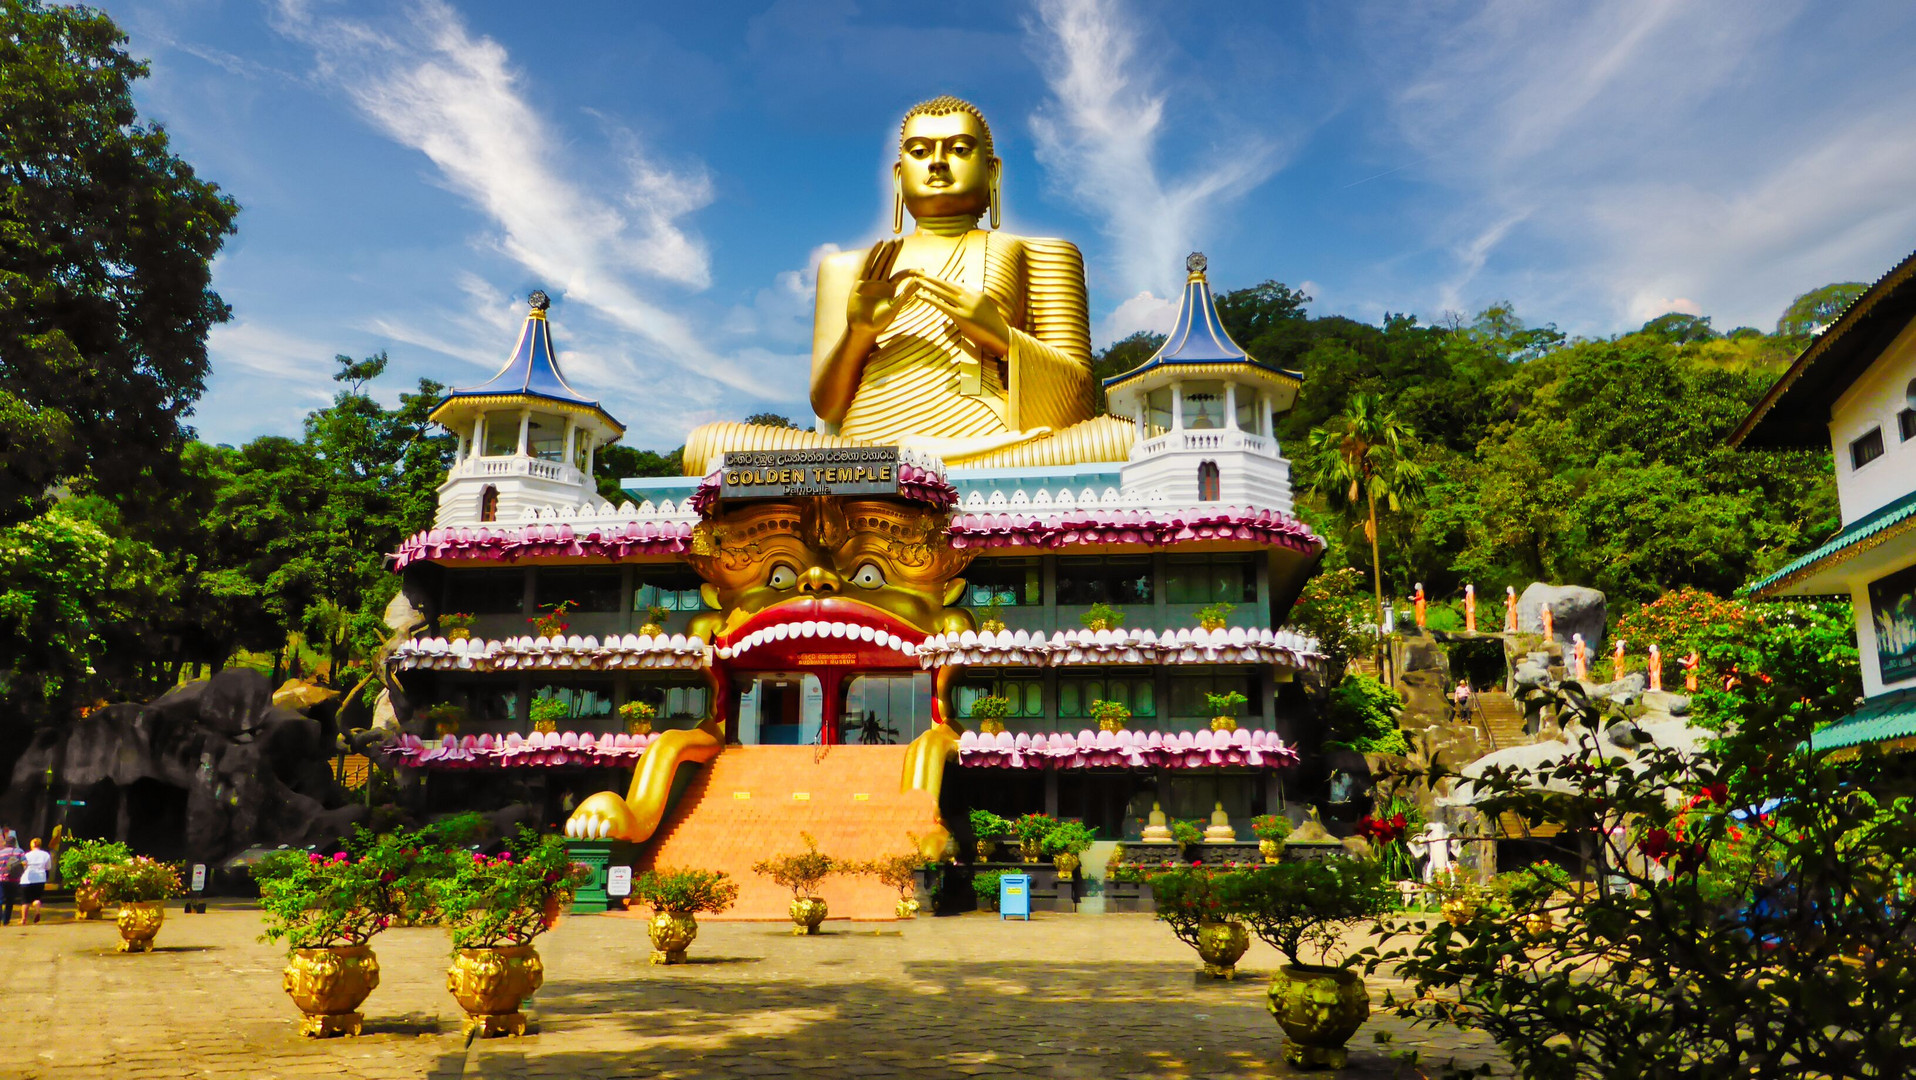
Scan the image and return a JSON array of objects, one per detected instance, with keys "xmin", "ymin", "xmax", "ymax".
[
  {"xmin": 1102, "ymin": 254, "xmax": 1300, "ymax": 512},
  {"xmin": 429, "ymin": 292, "xmax": 624, "ymax": 527}
]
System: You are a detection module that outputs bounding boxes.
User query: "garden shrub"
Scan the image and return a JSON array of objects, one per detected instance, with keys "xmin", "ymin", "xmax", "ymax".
[{"xmin": 1326, "ymin": 673, "xmax": 1412, "ymax": 756}]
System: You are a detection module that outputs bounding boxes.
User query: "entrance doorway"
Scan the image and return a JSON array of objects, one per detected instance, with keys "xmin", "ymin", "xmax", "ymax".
[{"xmin": 736, "ymin": 674, "xmax": 823, "ymax": 745}]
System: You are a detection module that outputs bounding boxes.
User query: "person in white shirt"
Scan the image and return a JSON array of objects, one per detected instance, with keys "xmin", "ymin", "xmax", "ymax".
[{"xmin": 19, "ymin": 838, "xmax": 52, "ymax": 925}]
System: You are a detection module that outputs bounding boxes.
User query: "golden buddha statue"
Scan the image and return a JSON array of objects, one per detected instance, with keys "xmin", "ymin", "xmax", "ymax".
[
  {"xmin": 1204, "ymin": 801, "xmax": 1237, "ymax": 843},
  {"xmin": 1141, "ymin": 801, "xmax": 1174, "ymax": 844},
  {"xmin": 683, "ymin": 96, "xmax": 1133, "ymax": 475}
]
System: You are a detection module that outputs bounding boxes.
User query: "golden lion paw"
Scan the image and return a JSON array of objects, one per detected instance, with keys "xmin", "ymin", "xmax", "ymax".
[{"xmin": 564, "ymin": 791, "xmax": 640, "ymax": 841}]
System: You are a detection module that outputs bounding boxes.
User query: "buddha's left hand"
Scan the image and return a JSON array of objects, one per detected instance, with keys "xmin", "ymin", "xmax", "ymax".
[{"xmin": 901, "ymin": 272, "xmax": 1010, "ymax": 356}]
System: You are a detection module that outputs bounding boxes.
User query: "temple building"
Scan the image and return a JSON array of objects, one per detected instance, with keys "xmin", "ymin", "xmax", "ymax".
[
  {"xmin": 382, "ymin": 97, "xmax": 1325, "ymax": 918},
  {"xmin": 1733, "ymin": 247, "xmax": 1916, "ymax": 754}
]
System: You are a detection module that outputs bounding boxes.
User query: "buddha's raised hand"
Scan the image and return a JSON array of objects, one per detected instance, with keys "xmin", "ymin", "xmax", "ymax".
[{"xmin": 845, "ymin": 238, "xmax": 909, "ymax": 338}]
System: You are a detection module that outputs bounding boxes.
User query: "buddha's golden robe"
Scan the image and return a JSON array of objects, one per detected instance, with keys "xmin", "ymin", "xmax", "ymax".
[{"xmin": 682, "ymin": 231, "xmax": 1133, "ymax": 475}]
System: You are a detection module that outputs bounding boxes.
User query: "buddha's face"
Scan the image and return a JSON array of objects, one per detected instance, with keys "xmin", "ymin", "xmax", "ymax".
[{"xmin": 897, "ymin": 111, "xmax": 996, "ymax": 220}]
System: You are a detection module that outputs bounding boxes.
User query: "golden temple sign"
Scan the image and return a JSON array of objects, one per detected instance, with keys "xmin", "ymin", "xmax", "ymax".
[{"xmin": 719, "ymin": 446, "xmax": 901, "ymax": 499}]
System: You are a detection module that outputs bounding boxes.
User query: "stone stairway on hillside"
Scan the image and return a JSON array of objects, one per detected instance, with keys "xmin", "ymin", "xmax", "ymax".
[
  {"xmin": 1470, "ymin": 692, "xmax": 1562, "ymax": 839},
  {"xmin": 632, "ymin": 745, "xmax": 940, "ymax": 921}
]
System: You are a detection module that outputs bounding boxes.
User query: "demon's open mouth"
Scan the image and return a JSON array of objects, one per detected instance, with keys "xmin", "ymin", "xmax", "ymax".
[{"xmin": 714, "ymin": 596, "xmax": 929, "ymax": 664}]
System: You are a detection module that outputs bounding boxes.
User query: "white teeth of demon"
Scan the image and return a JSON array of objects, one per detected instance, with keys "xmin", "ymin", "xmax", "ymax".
[{"xmin": 826, "ymin": 621, "xmax": 846, "ymax": 638}]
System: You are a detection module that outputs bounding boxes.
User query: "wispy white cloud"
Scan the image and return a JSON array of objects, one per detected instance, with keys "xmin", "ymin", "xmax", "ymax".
[{"xmin": 1025, "ymin": 0, "xmax": 1288, "ymax": 342}]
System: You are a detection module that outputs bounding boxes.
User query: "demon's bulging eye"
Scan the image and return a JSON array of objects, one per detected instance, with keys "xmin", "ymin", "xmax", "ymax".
[
  {"xmin": 851, "ymin": 563, "xmax": 886, "ymax": 589},
  {"xmin": 767, "ymin": 564, "xmax": 798, "ymax": 590}
]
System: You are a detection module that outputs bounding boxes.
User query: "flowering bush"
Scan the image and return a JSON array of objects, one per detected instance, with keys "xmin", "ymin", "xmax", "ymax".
[
  {"xmin": 1149, "ymin": 866, "xmax": 1253, "ymax": 952},
  {"xmin": 429, "ymin": 827, "xmax": 590, "ymax": 949},
  {"xmin": 1237, "ymin": 858, "xmax": 1394, "ymax": 968},
  {"xmin": 86, "ymin": 857, "xmax": 183, "ymax": 904},
  {"xmin": 58, "ymin": 837, "xmax": 131, "ymax": 887},
  {"xmin": 1011, "ymin": 813, "xmax": 1057, "ymax": 850},
  {"xmin": 634, "ymin": 868, "xmax": 738, "ymax": 916},
  {"xmin": 1250, "ymin": 814, "xmax": 1293, "ymax": 843},
  {"xmin": 1170, "ymin": 818, "xmax": 1205, "ymax": 847},
  {"xmin": 254, "ymin": 849, "xmax": 394, "ymax": 950},
  {"xmin": 752, "ymin": 833, "xmax": 842, "ymax": 899},
  {"xmin": 1087, "ymin": 698, "xmax": 1131, "ymax": 730},
  {"xmin": 529, "ymin": 599, "xmax": 575, "ymax": 638},
  {"xmin": 856, "ymin": 851, "xmax": 929, "ymax": 904},
  {"xmin": 438, "ymin": 612, "xmax": 475, "ymax": 637}
]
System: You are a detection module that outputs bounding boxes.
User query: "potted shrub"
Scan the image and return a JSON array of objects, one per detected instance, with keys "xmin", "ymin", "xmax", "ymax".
[
  {"xmin": 439, "ymin": 612, "xmax": 476, "ymax": 641},
  {"xmin": 1196, "ymin": 601, "xmax": 1236, "ymax": 632},
  {"xmin": 255, "ymin": 848, "xmax": 394, "ymax": 1037},
  {"xmin": 1088, "ymin": 698, "xmax": 1131, "ymax": 733},
  {"xmin": 1150, "ymin": 866, "xmax": 1252, "ymax": 979},
  {"xmin": 975, "ymin": 598, "xmax": 1008, "ymax": 633},
  {"xmin": 752, "ymin": 833, "xmax": 842, "ymax": 935},
  {"xmin": 528, "ymin": 696, "xmax": 569, "ymax": 734},
  {"xmin": 1251, "ymin": 814, "xmax": 1292, "ymax": 864},
  {"xmin": 968, "ymin": 809, "xmax": 1011, "ymax": 861},
  {"xmin": 1427, "ymin": 867, "xmax": 1487, "ymax": 926},
  {"xmin": 1104, "ymin": 858, "xmax": 1155, "ymax": 913},
  {"xmin": 1011, "ymin": 813, "xmax": 1056, "ymax": 863},
  {"xmin": 858, "ymin": 852, "xmax": 927, "ymax": 918},
  {"xmin": 1206, "ymin": 690, "xmax": 1249, "ymax": 733},
  {"xmin": 971, "ymin": 870, "xmax": 1005, "ymax": 912},
  {"xmin": 1079, "ymin": 601, "xmax": 1125, "ymax": 632},
  {"xmin": 57, "ymin": 837, "xmax": 130, "ymax": 920},
  {"xmin": 86, "ymin": 856, "xmax": 183, "ymax": 952},
  {"xmin": 1042, "ymin": 821, "xmax": 1096, "ymax": 880},
  {"xmin": 1489, "ymin": 861, "xmax": 1570, "ymax": 938},
  {"xmin": 355, "ymin": 815, "xmax": 488, "ymax": 927},
  {"xmin": 423, "ymin": 702, "xmax": 466, "ymax": 738},
  {"xmin": 638, "ymin": 603, "xmax": 671, "ymax": 637},
  {"xmin": 633, "ymin": 868, "xmax": 738, "ymax": 963},
  {"xmin": 430, "ymin": 827, "xmax": 590, "ymax": 1037},
  {"xmin": 1171, "ymin": 818, "xmax": 1205, "ymax": 855},
  {"xmin": 529, "ymin": 599, "xmax": 574, "ymax": 639},
  {"xmin": 968, "ymin": 693, "xmax": 1012, "ymax": 735},
  {"xmin": 619, "ymin": 699, "xmax": 657, "ymax": 736},
  {"xmin": 1238, "ymin": 859, "xmax": 1395, "ymax": 1068}
]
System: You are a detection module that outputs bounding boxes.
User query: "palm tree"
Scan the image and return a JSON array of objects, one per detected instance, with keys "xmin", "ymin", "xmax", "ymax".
[{"xmin": 1304, "ymin": 394, "xmax": 1426, "ymax": 663}]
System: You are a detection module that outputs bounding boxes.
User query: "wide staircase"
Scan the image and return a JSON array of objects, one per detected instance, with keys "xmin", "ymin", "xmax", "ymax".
[
  {"xmin": 634, "ymin": 745, "xmax": 939, "ymax": 921},
  {"xmin": 1472, "ymin": 691, "xmax": 1561, "ymax": 839}
]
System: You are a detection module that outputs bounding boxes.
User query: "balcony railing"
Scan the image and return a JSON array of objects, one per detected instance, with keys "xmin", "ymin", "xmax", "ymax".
[
  {"xmin": 1133, "ymin": 428, "xmax": 1277, "ymax": 458},
  {"xmin": 447, "ymin": 454, "xmax": 579, "ymax": 484}
]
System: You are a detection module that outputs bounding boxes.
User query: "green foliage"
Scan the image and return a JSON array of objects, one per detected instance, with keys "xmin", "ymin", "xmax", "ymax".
[
  {"xmin": 1170, "ymin": 819, "xmax": 1205, "ymax": 847},
  {"xmin": 84, "ymin": 856, "xmax": 182, "ymax": 904},
  {"xmin": 967, "ymin": 694, "xmax": 1012, "ymax": 721},
  {"xmin": 967, "ymin": 808, "xmax": 1012, "ymax": 839},
  {"xmin": 593, "ymin": 443, "xmax": 684, "ymax": 503},
  {"xmin": 427, "ymin": 827, "xmax": 589, "ymax": 949},
  {"xmin": 1204, "ymin": 690, "xmax": 1248, "ymax": 716},
  {"xmin": 1368, "ymin": 660, "xmax": 1916, "ymax": 1077},
  {"xmin": 1289, "ymin": 567, "xmax": 1372, "ymax": 688},
  {"xmin": 438, "ymin": 613, "xmax": 475, "ymax": 636},
  {"xmin": 1087, "ymin": 699, "xmax": 1131, "ymax": 727},
  {"xmin": 1041, "ymin": 821, "xmax": 1097, "ymax": 858},
  {"xmin": 634, "ymin": 868, "xmax": 739, "ymax": 916},
  {"xmin": 1148, "ymin": 866, "xmax": 1251, "ymax": 948},
  {"xmin": 1080, "ymin": 601, "xmax": 1125, "ymax": 629},
  {"xmin": 1326, "ymin": 674, "xmax": 1411, "ymax": 756},
  {"xmin": 1238, "ymin": 859, "xmax": 1394, "ymax": 968},
  {"xmin": 253, "ymin": 849, "xmax": 393, "ymax": 950},
  {"xmin": 1195, "ymin": 601, "xmax": 1236, "ymax": 628},
  {"xmin": 857, "ymin": 851, "xmax": 927, "ymax": 900},
  {"xmin": 752, "ymin": 833, "xmax": 842, "ymax": 899},
  {"xmin": 1776, "ymin": 282, "xmax": 1866, "ymax": 338},
  {"xmin": 0, "ymin": 0, "xmax": 239, "ymax": 526},
  {"xmin": 1250, "ymin": 814, "xmax": 1292, "ymax": 843},
  {"xmin": 1304, "ymin": 393, "xmax": 1426, "ymax": 627},
  {"xmin": 1011, "ymin": 813, "xmax": 1057, "ymax": 848},
  {"xmin": 1087, "ymin": 331, "xmax": 1166, "ymax": 415},
  {"xmin": 1636, "ymin": 312, "xmax": 1719, "ymax": 345},
  {"xmin": 57, "ymin": 837, "xmax": 130, "ymax": 885},
  {"xmin": 971, "ymin": 869, "xmax": 1004, "ymax": 908},
  {"xmin": 528, "ymin": 697, "xmax": 570, "ymax": 726}
]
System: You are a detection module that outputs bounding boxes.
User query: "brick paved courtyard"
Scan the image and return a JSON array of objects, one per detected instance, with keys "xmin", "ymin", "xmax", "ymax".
[{"xmin": 2, "ymin": 901, "xmax": 1506, "ymax": 1079}]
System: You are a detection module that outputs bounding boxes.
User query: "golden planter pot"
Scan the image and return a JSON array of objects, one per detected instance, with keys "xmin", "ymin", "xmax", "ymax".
[
  {"xmin": 1196, "ymin": 920, "xmax": 1250, "ymax": 979},
  {"xmin": 789, "ymin": 897, "xmax": 828, "ymax": 935},
  {"xmin": 1020, "ymin": 839, "xmax": 1043, "ymax": 863},
  {"xmin": 1268, "ymin": 964, "xmax": 1371, "ymax": 1070},
  {"xmin": 648, "ymin": 912, "xmax": 697, "ymax": 964},
  {"xmin": 1258, "ymin": 839, "xmax": 1284, "ymax": 864},
  {"xmin": 637, "ymin": 622, "xmax": 664, "ymax": 637},
  {"xmin": 1210, "ymin": 715, "xmax": 1239, "ymax": 733},
  {"xmin": 1442, "ymin": 899, "xmax": 1478, "ymax": 927},
  {"xmin": 284, "ymin": 945, "xmax": 381, "ymax": 1037},
  {"xmin": 446, "ymin": 628, "xmax": 471, "ymax": 641},
  {"xmin": 116, "ymin": 901, "xmax": 164, "ymax": 953},
  {"xmin": 1520, "ymin": 911, "xmax": 1555, "ymax": 939},
  {"xmin": 73, "ymin": 885, "xmax": 107, "ymax": 921},
  {"xmin": 447, "ymin": 945, "xmax": 544, "ymax": 1038},
  {"xmin": 974, "ymin": 839, "xmax": 996, "ymax": 862},
  {"xmin": 1053, "ymin": 852, "xmax": 1080, "ymax": 880},
  {"xmin": 895, "ymin": 897, "xmax": 921, "ymax": 919}
]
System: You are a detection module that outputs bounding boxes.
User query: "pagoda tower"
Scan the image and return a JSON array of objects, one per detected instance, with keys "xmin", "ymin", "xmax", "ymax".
[
  {"xmin": 428, "ymin": 291, "xmax": 624, "ymax": 527},
  {"xmin": 1103, "ymin": 253, "xmax": 1302, "ymax": 510}
]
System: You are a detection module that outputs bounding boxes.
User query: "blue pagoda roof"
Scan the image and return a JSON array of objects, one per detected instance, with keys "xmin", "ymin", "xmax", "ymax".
[
  {"xmin": 438, "ymin": 294, "xmax": 617, "ymax": 426},
  {"xmin": 1103, "ymin": 254, "xmax": 1302, "ymax": 389}
]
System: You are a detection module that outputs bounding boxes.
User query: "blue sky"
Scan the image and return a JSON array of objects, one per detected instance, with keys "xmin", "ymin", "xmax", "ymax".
[{"xmin": 116, "ymin": 0, "xmax": 1916, "ymax": 452}]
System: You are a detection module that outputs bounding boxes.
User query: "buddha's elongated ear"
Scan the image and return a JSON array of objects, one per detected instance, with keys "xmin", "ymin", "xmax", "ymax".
[
  {"xmin": 988, "ymin": 158, "xmax": 1002, "ymax": 230},
  {"xmin": 893, "ymin": 163, "xmax": 905, "ymax": 235}
]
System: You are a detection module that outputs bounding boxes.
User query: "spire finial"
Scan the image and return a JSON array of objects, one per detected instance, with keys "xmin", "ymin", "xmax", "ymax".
[
  {"xmin": 1185, "ymin": 251, "xmax": 1207, "ymax": 278},
  {"xmin": 528, "ymin": 290, "xmax": 551, "ymax": 313}
]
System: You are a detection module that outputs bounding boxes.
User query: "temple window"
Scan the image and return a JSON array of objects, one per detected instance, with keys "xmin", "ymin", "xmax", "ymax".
[
  {"xmin": 1144, "ymin": 387, "xmax": 1175, "ymax": 433},
  {"xmin": 955, "ymin": 673, "xmax": 1044, "ymax": 721},
  {"xmin": 627, "ymin": 681, "xmax": 709, "ymax": 723},
  {"xmin": 844, "ymin": 673, "xmax": 935, "ymax": 745},
  {"xmin": 1899, "ymin": 408, "xmax": 1916, "ymax": 442},
  {"xmin": 482, "ymin": 414, "xmax": 519, "ymax": 457},
  {"xmin": 1234, "ymin": 388, "xmax": 1258, "ymax": 432},
  {"xmin": 530, "ymin": 681, "xmax": 615, "ymax": 723},
  {"xmin": 1056, "ymin": 555, "xmax": 1153, "ymax": 605},
  {"xmin": 1850, "ymin": 427, "xmax": 1884, "ymax": 470},
  {"xmin": 1167, "ymin": 673, "xmax": 1258, "ymax": 730},
  {"xmin": 635, "ymin": 566, "xmax": 705, "ymax": 613},
  {"xmin": 1057, "ymin": 675, "xmax": 1157, "ymax": 721},
  {"xmin": 1182, "ymin": 381, "xmax": 1225, "ymax": 429},
  {"xmin": 442, "ymin": 567, "xmax": 524, "ymax": 614},
  {"xmin": 1165, "ymin": 553, "xmax": 1257, "ymax": 605},
  {"xmin": 535, "ymin": 567, "xmax": 623, "ymax": 613},
  {"xmin": 478, "ymin": 485, "xmax": 499, "ymax": 522},
  {"xmin": 526, "ymin": 412, "xmax": 566, "ymax": 461},
  {"xmin": 1197, "ymin": 460, "xmax": 1221, "ymax": 501},
  {"xmin": 965, "ymin": 557, "xmax": 1042, "ymax": 606}
]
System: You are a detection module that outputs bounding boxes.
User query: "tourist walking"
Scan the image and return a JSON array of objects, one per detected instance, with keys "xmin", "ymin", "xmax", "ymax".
[
  {"xmin": 20, "ymin": 838, "xmax": 52, "ymax": 924},
  {"xmin": 0, "ymin": 831, "xmax": 23, "ymax": 926},
  {"xmin": 1452, "ymin": 678, "xmax": 1473, "ymax": 723}
]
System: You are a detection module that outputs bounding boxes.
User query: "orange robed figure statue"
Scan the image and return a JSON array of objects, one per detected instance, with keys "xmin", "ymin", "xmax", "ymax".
[
  {"xmin": 1464, "ymin": 584, "xmax": 1476, "ymax": 633},
  {"xmin": 1649, "ymin": 644, "xmax": 1663, "ymax": 691},
  {"xmin": 1504, "ymin": 586, "xmax": 1518, "ymax": 632},
  {"xmin": 1613, "ymin": 638, "xmax": 1626, "ymax": 683},
  {"xmin": 1680, "ymin": 650, "xmax": 1701, "ymax": 691},
  {"xmin": 1541, "ymin": 604, "xmax": 1554, "ymax": 643},
  {"xmin": 1571, "ymin": 632, "xmax": 1587, "ymax": 680},
  {"xmin": 1413, "ymin": 582, "xmax": 1426, "ymax": 630}
]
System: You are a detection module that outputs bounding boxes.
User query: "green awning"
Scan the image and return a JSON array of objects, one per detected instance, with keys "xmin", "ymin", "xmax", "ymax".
[
  {"xmin": 1808, "ymin": 689, "xmax": 1916, "ymax": 754},
  {"xmin": 1749, "ymin": 488, "xmax": 1916, "ymax": 597}
]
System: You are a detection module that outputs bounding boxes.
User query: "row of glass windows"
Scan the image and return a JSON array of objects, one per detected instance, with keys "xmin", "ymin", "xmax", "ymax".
[
  {"xmin": 441, "ymin": 567, "xmax": 705, "ymax": 616},
  {"xmin": 1142, "ymin": 382, "xmax": 1262, "ymax": 432},
  {"xmin": 475, "ymin": 411, "xmax": 591, "ymax": 468},
  {"xmin": 438, "ymin": 681, "xmax": 710, "ymax": 725},
  {"xmin": 956, "ymin": 673, "xmax": 1256, "ymax": 722}
]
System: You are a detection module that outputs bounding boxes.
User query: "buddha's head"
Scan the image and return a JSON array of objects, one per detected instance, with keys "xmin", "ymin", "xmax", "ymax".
[{"xmin": 896, "ymin": 96, "xmax": 999, "ymax": 226}]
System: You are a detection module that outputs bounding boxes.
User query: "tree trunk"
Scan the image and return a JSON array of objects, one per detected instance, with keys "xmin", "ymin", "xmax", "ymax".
[{"xmin": 1368, "ymin": 487, "xmax": 1385, "ymax": 672}]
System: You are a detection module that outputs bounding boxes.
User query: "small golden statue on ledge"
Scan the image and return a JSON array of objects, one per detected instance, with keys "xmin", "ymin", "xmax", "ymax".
[
  {"xmin": 1203, "ymin": 801, "xmax": 1237, "ymax": 843},
  {"xmin": 1141, "ymin": 801, "xmax": 1175, "ymax": 844},
  {"xmin": 683, "ymin": 96, "xmax": 1132, "ymax": 474}
]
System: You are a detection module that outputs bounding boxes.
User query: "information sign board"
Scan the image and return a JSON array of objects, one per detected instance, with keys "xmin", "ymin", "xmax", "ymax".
[
  {"xmin": 999, "ymin": 873, "xmax": 1031, "ymax": 920},
  {"xmin": 720, "ymin": 446, "xmax": 901, "ymax": 500},
  {"xmin": 606, "ymin": 865, "xmax": 632, "ymax": 898},
  {"xmin": 190, "ymin": 864, "xmax": 207, "ymax": 892}
]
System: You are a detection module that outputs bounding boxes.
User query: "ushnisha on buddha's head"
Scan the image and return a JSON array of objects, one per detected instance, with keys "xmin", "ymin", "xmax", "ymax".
[{"xmin": 895, "ymin": 96, "xmax": 1000, "ymax": 229}]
